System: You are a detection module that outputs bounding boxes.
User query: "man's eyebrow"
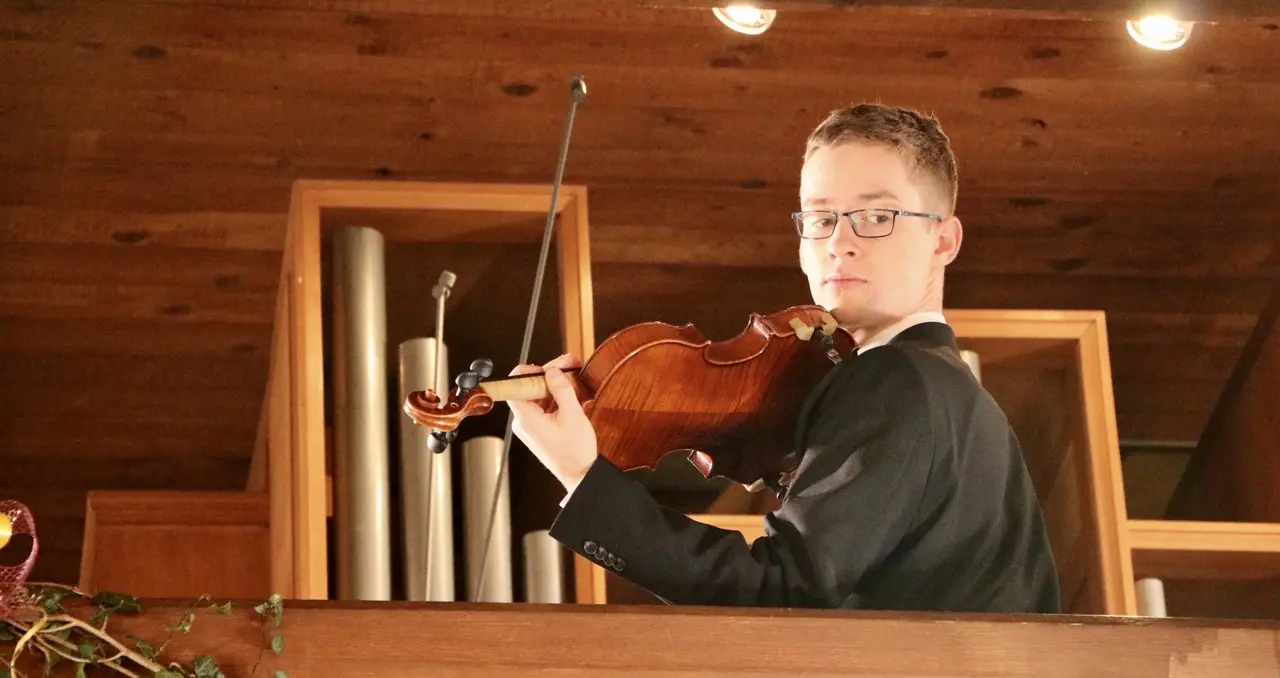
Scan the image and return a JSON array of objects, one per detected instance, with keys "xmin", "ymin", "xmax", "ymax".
[
  {"xmin": 857, "ymin": 190, "xmax": 900, "ymax": 202},
  {"xmin": 800, "ymin": 191, "xmax": 900, "ymax": 208}
]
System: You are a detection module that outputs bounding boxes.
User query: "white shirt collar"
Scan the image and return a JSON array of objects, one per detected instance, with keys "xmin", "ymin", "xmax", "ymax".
[{"xmin": 856, "ymin": 311, "xmax": 948, "ymax": 355}]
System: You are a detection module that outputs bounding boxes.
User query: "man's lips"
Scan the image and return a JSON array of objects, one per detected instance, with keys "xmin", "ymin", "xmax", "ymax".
[{"xmin": 825, "ymin": 274, "xmax": 866, "ymax": 284}]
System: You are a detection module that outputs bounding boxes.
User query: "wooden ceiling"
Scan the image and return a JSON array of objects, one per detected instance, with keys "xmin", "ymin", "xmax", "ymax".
[{"xmin": 1, "ymin": 0, "xmax": 1278, "ymax": 585}]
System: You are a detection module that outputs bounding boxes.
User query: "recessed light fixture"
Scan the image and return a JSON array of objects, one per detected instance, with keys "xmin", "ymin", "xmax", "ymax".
[
  {"xmin": 713, "ymin": 4, "xmax": 777, "ymax": 35},
  {"xmin": 1126, "ymin": 15, "xmax": 1194, "ymax": 50}
]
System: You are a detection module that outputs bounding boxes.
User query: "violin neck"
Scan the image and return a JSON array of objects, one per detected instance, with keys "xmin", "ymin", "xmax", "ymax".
[{"xmin": 480, "ymin": 367, "xmax": 582, "ymax": 403}]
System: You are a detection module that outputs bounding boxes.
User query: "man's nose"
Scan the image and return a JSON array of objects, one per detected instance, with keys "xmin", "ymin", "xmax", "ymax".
[{"xmin": 826, "ymin": 214, "xmax": 862, "ymax": 257}]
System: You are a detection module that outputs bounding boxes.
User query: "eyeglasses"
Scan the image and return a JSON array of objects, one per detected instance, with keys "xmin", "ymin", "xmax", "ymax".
[{"xmin": 791, "ymin": 208, "xmax": 942, "ymax": 239}]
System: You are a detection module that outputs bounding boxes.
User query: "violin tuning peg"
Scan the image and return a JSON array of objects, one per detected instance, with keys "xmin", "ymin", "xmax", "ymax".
[
  {"xmin": 470, "ymin": 358, "xmax": 494, "ymax": 379},
  {"xmin": 456, "ymin": 370, "xmax": 480, "ymax": 392},
  {"xmin": 427, "ymin": 430, "xmax": 456, "ymax": 454}
]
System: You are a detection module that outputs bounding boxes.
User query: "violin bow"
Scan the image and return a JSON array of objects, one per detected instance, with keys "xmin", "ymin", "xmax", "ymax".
[{"xmin": 471, "ymin": 75, "xmax": 588, "ymax": 602}]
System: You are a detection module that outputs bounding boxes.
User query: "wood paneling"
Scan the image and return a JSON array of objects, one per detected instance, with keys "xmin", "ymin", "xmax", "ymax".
[
  {"xmin": 0, "ymin": 0, "xmax": 1276, "ymax": 586},
  {"xmin": 1168, "ymin": 283, "xmax": 1280, "ymax": 521},
  {"xmin": 79, "ymin": 490, "xmax": 271, "ymax": 599}
]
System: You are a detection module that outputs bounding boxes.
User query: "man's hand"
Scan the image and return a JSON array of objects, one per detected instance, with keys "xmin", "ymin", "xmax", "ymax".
[{"xmin": 507, "ymin": 353, "xmax": 599, "ymax": 493}]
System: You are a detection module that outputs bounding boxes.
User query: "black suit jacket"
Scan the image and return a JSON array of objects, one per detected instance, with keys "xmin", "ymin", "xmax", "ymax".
[{"xmin": 548, "ymin": 321, "xmax": 1062, "ymax": 613}]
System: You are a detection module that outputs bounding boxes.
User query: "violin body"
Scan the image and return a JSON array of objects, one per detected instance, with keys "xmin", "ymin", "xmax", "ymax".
[{"xmin": 403, "ymin": 305, "xmax": 855, "ymax": 491}]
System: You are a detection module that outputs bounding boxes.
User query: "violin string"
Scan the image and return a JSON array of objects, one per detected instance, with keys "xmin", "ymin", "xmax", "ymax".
[{"xmin": 473, "ymin": 76, "xmax": 586, "ymax": 603}]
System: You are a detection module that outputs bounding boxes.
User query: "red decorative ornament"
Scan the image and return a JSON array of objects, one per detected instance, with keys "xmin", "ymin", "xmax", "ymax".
[{"xmin": 0, "ymin": 499, "xmax": 38, "ymax": 620}]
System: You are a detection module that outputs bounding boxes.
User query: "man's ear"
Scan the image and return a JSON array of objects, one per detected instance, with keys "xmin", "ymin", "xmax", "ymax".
[{"xmin": 936, "ymin": 215, "xmax": 962, "ymax": 265}]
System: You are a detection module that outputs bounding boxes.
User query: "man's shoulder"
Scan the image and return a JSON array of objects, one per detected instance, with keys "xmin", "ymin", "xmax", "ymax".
[
  {"xmin": 817, "ymin": 343, "xmax": 934, "ymax": 419},
  {"xmin": 843, "ymin": 341, "xmax": 952, "ymax": 399},
  {"xmin": 873, "ymin": 338, "xmax": 979, "ymax": 393},
  {"xmin": 828, "ymin": 340, "xmax": 985, "ymax": 423}
]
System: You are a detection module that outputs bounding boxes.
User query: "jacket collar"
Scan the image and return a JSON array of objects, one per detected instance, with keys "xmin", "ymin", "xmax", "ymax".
[
  {"xmin": 857, "ymin": 311, "xmax": 949, "ymax": 354},
  {"xmin": 885, "ymin": 320, "xmax": 959, "ymax": 353}
]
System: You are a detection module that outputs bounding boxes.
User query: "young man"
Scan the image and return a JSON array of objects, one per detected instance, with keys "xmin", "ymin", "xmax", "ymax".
[{"xmin": 507, "ymin": 103, "xmax": 1062, "ymax": 613}]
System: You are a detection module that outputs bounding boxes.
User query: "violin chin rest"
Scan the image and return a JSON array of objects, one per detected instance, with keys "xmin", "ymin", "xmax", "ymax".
[
  {"xmin": 819, "ymin": 312, "xmax": 838, "ymax": 336},
  {"xmin": 789, "ymin": 317, "xmax": 816, "ymax": 341}
]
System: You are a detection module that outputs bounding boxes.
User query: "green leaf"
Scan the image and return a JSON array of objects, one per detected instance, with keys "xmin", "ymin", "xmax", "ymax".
[
  {"xmin": 1, "ymin": 668, "xmax": 11, "ymax": 678},
  {"xmin": 90, "ymin": 591, "xmax": 142, "ymax": 613},
  {"xmin": 88, "ymin": 607, "xmax": 111, "ymax": 628},
  {"xmin": 272, "ymin": 672, "xmax": 287, "ymax": 678},
  {"xmin": 79, "ymin": 642, "xmax": 97, "ymax": 660},
  {"xmin": 153, "ymin": 670, "xmax": 185, "ymax": 678},
  {"xmin": 37, "ymin": 588, "xmax": 81, "ymax": 614},
  {"xmin": 192, "ymin": 655, "xmax": 225, "ymax": 678},
  {"xmin": 270, "ymin": 634, "xmax": 283, "ymax": 655},
  {"xmin": 74, "ymin": 665, "xmax": 86, "ymax": 678},
  {"xmin": 211, "ymin": 601, "xmax": 232, "ymax": 614},
  {"xmin": 128, "ymin": 634, "xmax": 159, "ymax": 660},
  {"xmin": 0, "ymin": 624, "xmax": 14, "ymax": 641},
  {"xmin": 253, "ymin": 594, "xmax": 284, "ymax": 627},
  {"xmin": 166, "ymin": 612, "xmax": 195, "ymax": 633}
]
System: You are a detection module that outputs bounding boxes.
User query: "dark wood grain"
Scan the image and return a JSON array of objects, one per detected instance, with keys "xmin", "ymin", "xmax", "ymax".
[{"xmin": 1168, "ymin": 281, "xmax": 1280, "ymax": 520}]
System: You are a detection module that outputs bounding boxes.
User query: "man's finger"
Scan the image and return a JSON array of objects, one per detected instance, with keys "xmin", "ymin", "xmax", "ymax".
[
  {"xmin": 509, "ymin": 362, "xmax": 543, "ymax": 377},
  {"xmin": 508, "ymin": 398, "xmax": 550, "ymax": 434},
  {"xmin": 543, "ymin": 367, "xmax": 582, "ymax": 416},
  {"xmin": 543, "ymin": 353, "xmax": 583, "ymax": 371}
]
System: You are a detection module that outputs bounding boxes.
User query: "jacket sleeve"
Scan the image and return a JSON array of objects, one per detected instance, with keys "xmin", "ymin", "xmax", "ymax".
[{"xmin": 547, "ymin": 347, "xmax": 940, "ymax": 607}]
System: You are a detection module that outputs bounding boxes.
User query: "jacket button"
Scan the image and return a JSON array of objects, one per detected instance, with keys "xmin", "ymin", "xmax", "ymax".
[{"xmin": 583, "ymin": 540, "xmax": 597, "ymax": 555}]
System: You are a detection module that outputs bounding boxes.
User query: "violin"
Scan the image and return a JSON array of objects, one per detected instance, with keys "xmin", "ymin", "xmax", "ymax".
[{"xmin": 403, "ymin": 305, "xmax": 855, "ymax": 494}]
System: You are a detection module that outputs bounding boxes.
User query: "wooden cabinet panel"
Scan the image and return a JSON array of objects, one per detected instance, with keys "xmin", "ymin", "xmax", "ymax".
[{"xmin": 79, "ymin": 490, "xmax": 270, "ymax": 600}]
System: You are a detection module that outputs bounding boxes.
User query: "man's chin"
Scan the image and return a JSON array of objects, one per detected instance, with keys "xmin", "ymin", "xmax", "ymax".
[{"xmin": 826, "ymin": 304, "xmax": 870, "ymax": 329}]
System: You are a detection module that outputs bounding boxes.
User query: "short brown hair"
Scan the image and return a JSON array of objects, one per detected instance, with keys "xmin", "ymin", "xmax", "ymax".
[{"xmin": 804, "ymin": 103, "xmax": 958, "ymax": 215}]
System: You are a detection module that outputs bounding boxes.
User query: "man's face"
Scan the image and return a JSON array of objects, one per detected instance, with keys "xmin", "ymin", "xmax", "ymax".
[{"xmin": 798, "ymin": 141, "xmax": 960, "ymax": 334}]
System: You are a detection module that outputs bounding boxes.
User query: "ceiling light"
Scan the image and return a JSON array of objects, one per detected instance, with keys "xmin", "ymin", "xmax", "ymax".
[
  {"xmin": 1126, "ymin": 15, "xmax": 1194, "ymax": 50},
  {"xmin": 713, "ymin": 5, "xmax": 776, "ymax": 35}
]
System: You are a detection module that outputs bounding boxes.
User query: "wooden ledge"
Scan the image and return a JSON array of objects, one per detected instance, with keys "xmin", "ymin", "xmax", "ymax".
[
  {"xmin": 17, "ymin": 601, "xmax": 1277, "ymax": 677},
  {"xmin": 1129, "ymin": 519, "xmax": 1280, "ymax": 580}
]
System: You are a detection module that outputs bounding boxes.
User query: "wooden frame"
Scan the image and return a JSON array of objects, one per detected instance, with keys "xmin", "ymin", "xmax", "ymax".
[
  {"xmin": 250, "ymin": 179, "xmax": 595, "ymax": 600},
  {"xmin": 1129, "ymin": 519, "xmax": 1280, "ymax": 581},
  {"xmin": 574, "ymin": 309, "xmax": 1137, "ymax": 616}
]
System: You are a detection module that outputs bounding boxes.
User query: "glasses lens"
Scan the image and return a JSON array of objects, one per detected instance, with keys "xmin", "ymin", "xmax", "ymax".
[
  {"xmin": 854, "ymin": 209, "xmax": 895, "ymax": 237},
  {"xmin": 796, "ymin": 211, "xmax": 837, "ymax": 238}
]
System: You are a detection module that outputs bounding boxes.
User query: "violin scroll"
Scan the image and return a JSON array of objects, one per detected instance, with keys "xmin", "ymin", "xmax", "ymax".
[{"xmin": 403, "ymin": 358, "xmax": 497, "ymax": 453}]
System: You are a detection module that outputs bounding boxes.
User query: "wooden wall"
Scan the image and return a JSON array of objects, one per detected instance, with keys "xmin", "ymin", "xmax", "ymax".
[{"xmin": 0, "ymin": 0, "xmax": 1277, "ymax": 585}]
